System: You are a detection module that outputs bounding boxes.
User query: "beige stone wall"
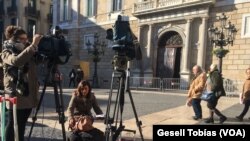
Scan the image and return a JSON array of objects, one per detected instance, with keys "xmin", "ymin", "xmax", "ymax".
[
  {"xmin": 209, "ymin": 2, "xmax": 250, "ymax": 80},
  {"xmin": 67, "ymin": 0, "xmax": 139, "ymax": 87},
  {"xmin": 37, "ymin": 0, "xmax": 52, "ymax": 34},
  {"xmin": 3, "ymin": 0, "xmax": 51, "ymax": 34},
  {"xmin": 56, "ymin": 0, "xmax": 250, "ymax": 87}
]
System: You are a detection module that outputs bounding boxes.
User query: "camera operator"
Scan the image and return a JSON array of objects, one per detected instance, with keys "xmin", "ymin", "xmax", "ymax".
[{"xmin": 1, "ymin": 25, "xmax": 42, "ymax": 141}]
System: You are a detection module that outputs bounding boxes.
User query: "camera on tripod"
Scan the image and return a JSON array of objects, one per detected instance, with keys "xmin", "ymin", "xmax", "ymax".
[
  {"xmin": 105, "ymin": 17, "xmax": 145, "ymax": 140},
  {"xmin": 36, "ymin": 26, "xmax": 72, "ymax": 65},
  {"xmin": 106, "ymin": 15, "xmax": 141, "ymax": 71}
]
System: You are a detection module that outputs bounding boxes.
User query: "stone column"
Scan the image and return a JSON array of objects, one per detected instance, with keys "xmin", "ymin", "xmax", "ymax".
[
  {"xmin": 77, "ymin": 0, "xmax": 81, "ymax": 26},
  {"xmin": 55, "ymin": 0, "xmax": 60, "ymax": 25},
  {"xmin": 181, "ymin": 18, "xmax": 192, "ymax": 73},
  {"xmin": 154, "ymin": 0, "xmax": 157, "ymax": 8},
  {"xmin": 136, "ymin": 25, "xmax": 143, "ymax": 69},
  {"xmin": 197, "ymin": 16, "xmax": 208, "ymax": 68},
  {"xmin": 180, "ymin": 18, "xmax": 192, "ymax": 85},
  {"xmin": 145, "ymin": 24, "xmax": 153, "ymax": 77},
  {"xmin": 133, "ymin": 25, "xmax": 143, "ymax": 77},
  {"xmin": 147, "ymin": 24, "xmax": 153, "ymax": 57}
]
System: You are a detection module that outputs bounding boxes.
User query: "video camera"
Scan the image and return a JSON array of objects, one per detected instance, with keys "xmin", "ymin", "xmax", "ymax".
[
  {"xmin": 106, "ymin": 15, "xmax": 141, "ymax": 71},
  {"xmin": 36, "ymin": 26, "xmax": 72, "ymax": 65}
]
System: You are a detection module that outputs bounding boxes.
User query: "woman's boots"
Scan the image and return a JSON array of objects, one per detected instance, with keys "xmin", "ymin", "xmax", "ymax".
[
  {"xmin": 205, "ymin": 109, "xmax": 227, "ymax": 124},
  {"xmin": 204, "ymin": 110, "xmax": 214, "ymax": 123}
]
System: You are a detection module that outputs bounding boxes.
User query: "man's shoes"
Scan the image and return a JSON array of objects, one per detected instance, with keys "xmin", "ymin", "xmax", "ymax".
[
  {"xmin": 219, "ymin": 116, "xmax": 227, "ymax": 124},
  {"xmin": 192, "ymin": 116, "xmax": 202, "ymax": 120},
  {"xmin": 236, "ymin": 116, "xmax": 243, "ymax": 121},
  {"xmin": 204, "ymin": 118, "xmax": 214, "ymax": 123}
]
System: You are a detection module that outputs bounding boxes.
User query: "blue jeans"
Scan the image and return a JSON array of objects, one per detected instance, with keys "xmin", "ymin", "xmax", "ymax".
[
  {"xmin": 192, "ymin": 98, "xmax": 202, "ymax": 118},
  {"xmin": 6, "ymin": 108, "xmax": 32, "ymax": 141}
]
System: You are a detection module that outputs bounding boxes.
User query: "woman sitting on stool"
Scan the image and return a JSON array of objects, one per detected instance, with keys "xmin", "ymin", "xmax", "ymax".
[{"xmin": 67, "ymin": 80, "xmax": 104, "ymax": 141}]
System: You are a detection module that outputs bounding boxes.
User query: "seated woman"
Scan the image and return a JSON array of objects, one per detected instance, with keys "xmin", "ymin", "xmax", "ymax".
[{"xmin": 67, "ymin": 80, "xmax": 104, "ymax": 141}]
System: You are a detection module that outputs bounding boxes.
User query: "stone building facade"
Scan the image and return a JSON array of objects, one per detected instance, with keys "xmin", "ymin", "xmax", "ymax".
[
  {"xmin": 0, "ymin": 0, "xmax": 52, "ymax": 87},
  {"xmin": 0, "ymin": 0, "xmax": 52, "ymax": 41},
  {"xmin": 54, "ymin": 0, "xmax": 250, "ymax": 88}
]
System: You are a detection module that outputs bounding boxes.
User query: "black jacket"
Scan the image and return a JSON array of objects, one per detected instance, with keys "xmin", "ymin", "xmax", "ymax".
[{"xmin": 209, "ymin": 69, "xmax": 226, "ymax": 97}]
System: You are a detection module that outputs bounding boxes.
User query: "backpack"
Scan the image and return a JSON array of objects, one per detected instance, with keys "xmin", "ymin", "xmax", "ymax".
[{"xmin": 68, "ymin": 115, "xmax": 94, "ymax": 132}]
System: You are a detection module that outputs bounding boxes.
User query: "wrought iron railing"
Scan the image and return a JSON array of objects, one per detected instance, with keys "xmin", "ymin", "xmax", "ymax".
[
  {"xmin": 25, "ymin": 7, "xmax": 40, "ymax": 19},
  {"xmin": 129, "ymin": 77, "xmax": 189, "ymax": 91},
  {"xmin": 129, "ymin": 77, "xmax": 243, "ymax": 97},
  {"xmin": 0, "ymin": 8, "xmax": 5, "ymax": 17},
  {"xmin": 133, "ymin": 1, "xmax": 154, "ymax": 12},
  {"xmin": 133, "ymin": 0, "xmax": 214, "ymax": 13},
  {"xmin": 7, "ymin": 5, "xmax": 17, "ymax": 16}
]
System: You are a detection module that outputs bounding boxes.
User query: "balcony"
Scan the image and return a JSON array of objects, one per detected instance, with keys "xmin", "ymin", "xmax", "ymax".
[
  {"xmin": 133, "ymin": 0, "xmax": 215, "ymax": 16},
  {"xmin": 25, "ymin": 7, "xmax": 40, "ymax": 19},
  {"xmin": 7, "ymin": 5, "xmax": 17, "ymax": 16},
  {"xmin": 0, "ymin": 9, "xmax": 4, "ymax": 20},
  {"xmin": 47, "ymin": 13, "xmax": 53, "ymax": 23}
]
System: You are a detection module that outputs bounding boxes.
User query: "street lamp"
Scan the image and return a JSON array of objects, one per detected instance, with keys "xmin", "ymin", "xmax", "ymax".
[
  {"xmin": 86, "ymin": 33, "xmax": 106, "ymax": 88},
  {"xmin": 208, "ymin": 13, "xmax": 237, "ymax": 73}
]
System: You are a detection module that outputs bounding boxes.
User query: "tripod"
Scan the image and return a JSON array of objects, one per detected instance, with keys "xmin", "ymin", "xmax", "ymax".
[
  {"xmin": 104, "ymin": 62, "xmax": 144, "ymax": 141},
  {"xmin": 28, "ymin": 60, "xmax": 66, "ymax": 141}
]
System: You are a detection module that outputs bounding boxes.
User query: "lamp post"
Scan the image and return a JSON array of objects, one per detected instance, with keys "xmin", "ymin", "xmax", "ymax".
[
  {"xmin": 208, "ymin": 13, "xmax": 237, "ymax": 73},
  {"xmin": 86, "ymin": 33, "xmax": 106, "ymax": 88}
]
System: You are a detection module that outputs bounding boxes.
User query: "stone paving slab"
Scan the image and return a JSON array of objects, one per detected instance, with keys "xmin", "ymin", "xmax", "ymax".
[{"xmin": 1, "ymin": 89, "xmax": 249, "ymax": 141}]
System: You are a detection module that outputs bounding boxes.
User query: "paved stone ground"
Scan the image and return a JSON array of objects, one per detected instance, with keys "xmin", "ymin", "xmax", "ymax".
[{"xmin": 0, "ymin": 89, "xmax": 249, "ymax": 141}]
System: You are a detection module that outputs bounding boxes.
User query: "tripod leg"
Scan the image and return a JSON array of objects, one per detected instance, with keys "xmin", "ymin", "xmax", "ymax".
[
  {"xmin": 58, "ymin": 81, "xmax": 66, "ymax": 131},
  {"xmin": 105, "ymin": 72, "xmax": 116, "ymax": 141},
  {"xmin": 105, "ymin": 72, "xmax": 125, "ymax": 141},
  {"xmin": 127, "ymin": 90, "xmax": 144, "ymax": 141},
  {"xmin": 28, "ymin": 64, "xmax": 53, "ymax": 141},
  {"xmin": 112, "ymin": 76, "xmax": 125, "ymax": 141},
  {"xmin": 105, "ymin": 73, "xmax": 115, "ymax": 124},
  {"xmin": 125, "ymin": 69, "xmax": 144, "ymax": 141},
  {"xmin": 53, "ymin": 80, "xmax": 66, "ymax": 141}
]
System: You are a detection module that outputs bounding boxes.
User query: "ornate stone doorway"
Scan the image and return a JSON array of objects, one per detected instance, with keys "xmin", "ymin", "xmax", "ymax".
[{"xmin": 156, "ymin": 31, "xmax": 183, "ymax": 78}]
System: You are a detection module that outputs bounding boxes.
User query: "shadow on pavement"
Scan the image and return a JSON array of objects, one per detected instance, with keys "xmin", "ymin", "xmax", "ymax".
[
  {"xmin": 24, "ymin": 137, "xmax": 62, "ymax": 141},
  {"xmin": 195, "ymin": 117, "xmax": 250, "ymax": 125},
  {"xmin": 40, "ymin": 91, "xmax": 118, "ymax": 112},
  {"xmin": 34, "ymin": 115, "xmax": 60, "ymax": 120},
  {"xmin": 122, "ymin": 137, "xmax": 152, "ymax": 141},
  {"xmin": 26, "ymin": 121, "xmax": 47, "ymax": 127}
]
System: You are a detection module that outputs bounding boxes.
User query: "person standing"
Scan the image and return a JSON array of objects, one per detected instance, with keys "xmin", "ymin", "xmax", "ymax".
[
  {"xmin": 204, "ymin": 64, "xmax": 227, "ymax": 124},
  {"xmin": 1, "ymin": 25, "xmax": 42, "ymax": 141},
  {"xmin": 236, "ymin": 68, "xmax": 250, "ymax": 121},
  {"xmin": 69, "ymin": 68, "xmax": 76, "ymax": 87},
  {"xmin": 186, "ymin": 65, "xmax": 206, "ymax": 120},
  {"xmin": 54, "ymin": 67, "xmax": 63, "ymax": 84},
  {"xmin": 76, "ymin": 68, "xmax": 84, "ymax": 84}
]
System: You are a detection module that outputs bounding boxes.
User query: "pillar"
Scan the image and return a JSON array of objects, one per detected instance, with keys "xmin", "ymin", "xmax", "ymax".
[{"xmin": 197, "ymin": 16, "xmax": 208, "ymax": 68}]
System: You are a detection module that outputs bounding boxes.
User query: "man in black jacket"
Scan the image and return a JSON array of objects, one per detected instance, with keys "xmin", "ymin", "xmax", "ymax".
[{"xmin": 69, "ymin": 68, "xmax": 76, "ymax": 87}]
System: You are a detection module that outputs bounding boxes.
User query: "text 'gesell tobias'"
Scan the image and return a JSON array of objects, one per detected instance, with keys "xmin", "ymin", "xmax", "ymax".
[{"xmin": 157, "ymin": 128, "xmax": 245, "ymax": 138}]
